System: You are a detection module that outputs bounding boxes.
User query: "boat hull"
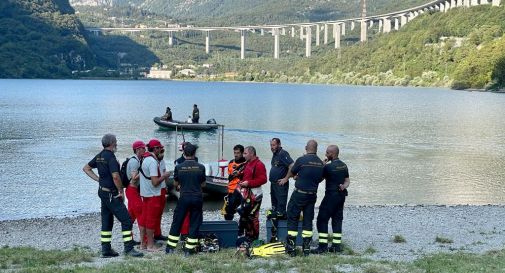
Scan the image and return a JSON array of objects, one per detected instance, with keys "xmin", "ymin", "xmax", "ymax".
[{"xmin": 154, "ymin": 117, "xmax": 219, "ymax": 131}]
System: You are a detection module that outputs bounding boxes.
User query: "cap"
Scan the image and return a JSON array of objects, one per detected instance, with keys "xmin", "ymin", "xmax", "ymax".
[
  {"xmin": 132, "ymin": 140, "xmax": 146, "ymax": 150},
  {"xmin": 147, "ymin": 138, "xmax": 164, "ymax": 149}
]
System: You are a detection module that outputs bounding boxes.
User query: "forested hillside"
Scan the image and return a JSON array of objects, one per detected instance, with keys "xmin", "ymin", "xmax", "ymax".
[
  {"xmin": 72, "ymin": 0, "xmax": 431, "ymax": 26},
  {"xmin": 0, "ymin": 0, "xmax": 96, "ymax": 78}
]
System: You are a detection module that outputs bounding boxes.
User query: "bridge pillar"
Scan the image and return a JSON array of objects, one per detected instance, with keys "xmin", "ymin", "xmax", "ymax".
[
  {"xmin": 439, "ymin": 2, "xmax": 445, "ymax": 11},
  {"xmin": 471, "ymin": 0, "xmax": 479, "ymax": 5},
  {"xmin": 445, "ymin": 1, "xmax": 451, "ymax": 11},
  {"xmin": 464, "ymin": 0, "xmax": 470, "ymax": 6},
  {"xmin": 341, "ymin": 22, "xmax": 346, "ymax": 36},
  {"xmin": 300, "ymin": 26, "xmax": 304, "ymax": 40},
  {"xmin": 240, "ymin": 30, "xmax": 246, "ymax": 60},
  {"xmin": 291, "ymin": 26, "xmax": 295, "ymax": 37},
  {"xmin": 360, "ymin": 20, "xmax": 367, "ymax": 42},
  {"xmin": 382, "ymin": 17, "xmax": 391, "ymax": 33},
  {"xmin": 334, "ymin": 23, "xmax": 341, "ymax": 49},
  {"xmin": 378, "ymin": 19, "xmax": 383, "ymax": 32},
  {"xmin": 368, "ymin": 20, "xmax": 374, "ymax": 29},
  {"xmin": 456, "ymin": 0, "xmax": 463, "ymax": 6},
  {"xmin": 400, "ymin": 15, "xmax": 408, "ymax": 27},
  {"xmin": 205, "ymin": 31, "xmax": 210, "ymax": 54},
  {"xmin": 351, "ymin": 21, "xmax": 355, "ymax": 31},
  {"xmin": 260, "ymin": 29, "xmax": 264, "ymax": 36},
  {"xmin": 305, "ymin": 26, "xmax": 312, "ymax": 57},
  {"xmin": 168, "ymin": 31, "xmax": 174, "ymax": 46},
  {"xmin": 492, "ymin": 0, "xmax": 501, "ymax": 6},
  {"xmin": 316, "ymin": 24, "xmax": 320, "ymax": 46},
  {"xmin": 394, "ymin": 17, "xmax": 400, "ymax": 30},
  {"xmin": 273, "ymin": 28, "xmax": 280, "ymax": 59},
  {"xmin": 324, "ymin": 24, "xmax": 328, "ymax": 44},
  {"xmin": 450, "ymin": 0, "xmax": 457, "ymax": 8},
  {"xmin": 281, "ymin": 28, "xmax": 286, "ymax": 35}
]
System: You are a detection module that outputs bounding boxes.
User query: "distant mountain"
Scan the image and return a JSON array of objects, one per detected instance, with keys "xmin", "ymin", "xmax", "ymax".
[
  {"xmin": 71, "ymin": 0, "xmax": 432, "ymax": 25},
  {"xmin": 0, "ymin": 0, "xmax": 96, "ymax": 78}
]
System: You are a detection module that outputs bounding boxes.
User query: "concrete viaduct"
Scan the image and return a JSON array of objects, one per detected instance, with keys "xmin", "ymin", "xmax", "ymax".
[{"xmin": 86, "ymin": 0, "xmax": 501, "ymax": 59}]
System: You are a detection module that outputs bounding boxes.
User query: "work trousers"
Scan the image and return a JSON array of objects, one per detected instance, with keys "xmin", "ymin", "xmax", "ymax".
[
  {"xmin": 270, "ymin": 181, "xmax": 289, "ymax": 216},
  {"xmin": 167, "ymin": 194, "xmax": 203, "ymax": 251},
  {"xmin": 287, "ymin": 191, "xmax": 316, "ymax": 236},
  {"xmin": 316, "ymin": 192, "xmax": 345, "ymax": 246},
  {"xmin": 98, "ymin": 188, "xmax": 133, "ymax": 247}
]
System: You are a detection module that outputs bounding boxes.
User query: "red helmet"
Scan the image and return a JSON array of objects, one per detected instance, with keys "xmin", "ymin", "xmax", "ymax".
[{"xmin": 132, "ymin": 140, "xmax": 146, "ymax": 150}]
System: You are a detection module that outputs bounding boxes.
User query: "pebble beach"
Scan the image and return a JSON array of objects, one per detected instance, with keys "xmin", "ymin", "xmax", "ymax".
[{"xmin": 1, "ymin": 205, "xmax": 504, "ymax": 262}]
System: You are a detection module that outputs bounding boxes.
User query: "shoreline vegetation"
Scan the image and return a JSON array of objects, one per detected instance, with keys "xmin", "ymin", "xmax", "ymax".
[{"xmin": 2, "ymin": 205, "xmax": 505, "ymax": 272}]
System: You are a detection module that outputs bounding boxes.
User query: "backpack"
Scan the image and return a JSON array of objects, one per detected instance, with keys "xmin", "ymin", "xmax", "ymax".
[{"xmin": 120, "ymin": 156, "xmax": 138, "ymax": 187}]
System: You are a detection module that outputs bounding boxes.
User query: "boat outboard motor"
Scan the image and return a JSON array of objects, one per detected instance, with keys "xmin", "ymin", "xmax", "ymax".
[{"xmin": 206, "ymin": 118, "xmax": 217, "ymax": 124}]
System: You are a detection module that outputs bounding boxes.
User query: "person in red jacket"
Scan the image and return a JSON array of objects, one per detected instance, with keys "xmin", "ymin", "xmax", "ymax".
[{"xmin": 237, "ymin": 146, "xmax": 267, "ymax": 241}]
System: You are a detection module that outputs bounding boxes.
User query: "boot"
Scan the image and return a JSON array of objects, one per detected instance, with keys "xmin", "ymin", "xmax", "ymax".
[
  {"xmin": 165, "ymin": 246, "xmax": 176, "ymax": 254},
  {"xmin": 302, "ymin": 238, "xmax": 312, "ymax": 256},
  {"xmin": 286, "ymin": 235, "xmax": 297, "ymax": 257},
  {"xmin": 101, "ymin": 243, "xmax": 119, "ymax": 258},
  {"xmin": 310, "ymin": 243, "xmax": 328, "ymax": 254},
  {"xmin": 329, "ymin": 243, "xmax": 342, "ymax": 253},
  {"xmin": 124, "ymin": 241, "xmax": 144, "ymax": 257}
]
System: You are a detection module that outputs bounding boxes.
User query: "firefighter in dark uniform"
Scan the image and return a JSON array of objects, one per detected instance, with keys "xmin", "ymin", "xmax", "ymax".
[
  {"xmin": 166, "ymin": 143, "xmax": 206, "ymax": 255},
  {"xmin": 82, "ymin": 133, "xmax": 143, "ymax": 258},
  {"xmin": 278, "ymin": 139, "xmax": 324, "ymax": 256},
  {"xmin": 315, "ymin": 145, "xmax": 350, "ymax": 253},
  {"xmin": 268, "ymin": 138, "xmax": 294, "ymax": 242}
]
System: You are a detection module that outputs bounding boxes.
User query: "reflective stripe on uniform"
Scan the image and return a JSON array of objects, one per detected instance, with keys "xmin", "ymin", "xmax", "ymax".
[
  {"xmin": 167, "ymin": 241, "xmax": 178, "ymax": 247},
  {"xmin": 187, "ymin": 238, "xmax": 198, "ymax": 243},
  {"xmin": 122, "ymin": 230, "xmax": 133, "ymax": 242},
  {"xmin": 288, "ymin": 230, "xmax": 298, "ymax": 236},
  {"xmin": 169, "ymin": 235, "xmax": 180, "ymax": 241},
  {"xmin": 332, "ymin": 232, "xmax": 342, "ymax": 244},
  {"xmin": 302, "ymin": 230, "xmax": 313, "ymax": 238},
  {"xmin": 101, "ymin": 231, "xmax": 112, "ymax": 242}
]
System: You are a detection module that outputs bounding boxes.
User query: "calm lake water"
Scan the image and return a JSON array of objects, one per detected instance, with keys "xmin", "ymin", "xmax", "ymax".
[{"xmin": 0, "ymin": 79, "xmax": 504, "ymax": 220}]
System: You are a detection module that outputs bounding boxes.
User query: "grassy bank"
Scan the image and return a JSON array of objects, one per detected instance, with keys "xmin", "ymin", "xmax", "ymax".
[{"xmin": 2, "ymin": 246, "xmax": 505, "ymax": 273}]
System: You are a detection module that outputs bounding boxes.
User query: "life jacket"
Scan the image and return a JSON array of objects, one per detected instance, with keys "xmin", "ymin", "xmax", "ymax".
[{"xmin": 227, "ymin": 160, "xmax": 245, "ymax": 193}]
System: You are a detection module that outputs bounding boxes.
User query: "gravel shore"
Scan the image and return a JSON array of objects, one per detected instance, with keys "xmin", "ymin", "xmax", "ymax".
[{"xmin": 1, "ymin": 205, "xmax": 504, "ymax": 262}]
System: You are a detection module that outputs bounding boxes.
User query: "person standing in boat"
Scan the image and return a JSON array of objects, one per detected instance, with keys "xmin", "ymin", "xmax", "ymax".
[
  {"xmin": 278, "ymin": 139, "xmax": 324, "ymax": 257},
  {"xmin": 166, "ymin": 143, "xmax": 206, "ymax": 255},
  {"xmin": 192, "ymin": 104, "xmax": 199, "ymax": 123},
  {"xmin": 161, "ymin": 107, "xmax": 172, "ymax": 121},
  {"xmin": 268, "ymin": 138, "xmax": 294, "ymax": 242},
  {"xmin": 82, "ymin": 134, "xmax": 143, "ymax": 258},
  {"xmin": 223, "ymin": 144, "xmax": 246, "ymax": 220},
  {"xmin": 237, "ymin": 146, "xmax": 267, "ymax": 241}
]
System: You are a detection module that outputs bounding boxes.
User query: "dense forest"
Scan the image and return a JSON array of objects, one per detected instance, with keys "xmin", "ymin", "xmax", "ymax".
[
  {"xmin": 0, "ymin": 0, "xmax": 96, "ymax": 78},
  {"xmin": 1, "ymin": 0, "xmax": 504, "ymax": 90}
]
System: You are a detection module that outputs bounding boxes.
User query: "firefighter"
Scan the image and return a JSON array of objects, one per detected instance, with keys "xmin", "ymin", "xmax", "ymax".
[
  {"xmin": 82, "ymin": 133, "xmax": 143, "ymax": 258},
  {"xmin": 269, "ymin": 137, "xmax": 294, "ymax": 241},
  {"xmin": 237, "ymin": 146, "xmax": 267, "ymax": 241},
  {"xmin": 278, "ymin": 140, "xmax": 324, "ymax": 256},
  {"xmin": 166, "ymin": 143, "xmax": 206, "ymax": 255},
  {"xmin": 223, "ymin": 144, "xmax": 246, "ymax": 220},
  {"xmin": 314, "ymin": 145, "xmax": 350, "ymax": 253}
]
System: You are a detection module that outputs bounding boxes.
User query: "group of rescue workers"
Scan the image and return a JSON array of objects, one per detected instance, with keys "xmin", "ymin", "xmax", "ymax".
[{"xmin": 83, "ymin": 133, "xmax": 350, "ymax": 258}]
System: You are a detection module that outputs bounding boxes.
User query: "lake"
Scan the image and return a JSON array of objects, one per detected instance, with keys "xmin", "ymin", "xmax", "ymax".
[{"xmin": 0, "ymin": 79, "xmax": 504, "ymax": 220}]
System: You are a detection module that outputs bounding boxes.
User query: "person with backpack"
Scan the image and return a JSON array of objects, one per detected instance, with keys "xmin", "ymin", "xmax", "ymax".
[
  {"xmin": 122, "ymin": 140, "xmax": 146, "ymax": 245},
  {"xmin": 139, "ymin": 139, "xmax": 170, "ymax": 251},
  {"xmin": 82, "ymin": 134, "xmax": 143, "ymax": 258}
]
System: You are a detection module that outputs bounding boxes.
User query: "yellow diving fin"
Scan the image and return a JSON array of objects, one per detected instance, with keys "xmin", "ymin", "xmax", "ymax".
[{"xmin": 250, "ymin": 242, "xmax": 286, "ymax": 257}]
